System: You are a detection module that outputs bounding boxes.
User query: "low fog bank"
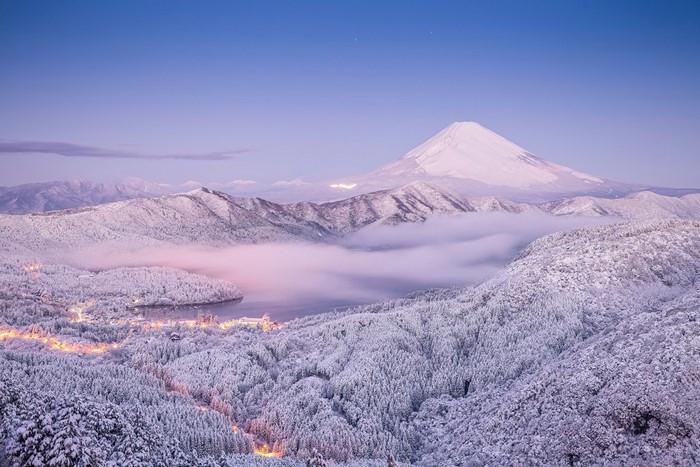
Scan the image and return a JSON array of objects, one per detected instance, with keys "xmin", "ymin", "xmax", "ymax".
[
  {"xmin": 67, "ymin": 213, "xmax": 613, "ymax": 318},
  {"xmin": 342, "ymin": 212, "xmax": 610, "ymax": 249}
]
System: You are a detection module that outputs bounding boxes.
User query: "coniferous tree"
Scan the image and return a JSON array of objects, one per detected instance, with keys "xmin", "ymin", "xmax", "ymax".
[{"xmin": 306, "ymin": 448, "xmax": 328, "ymax": 467}]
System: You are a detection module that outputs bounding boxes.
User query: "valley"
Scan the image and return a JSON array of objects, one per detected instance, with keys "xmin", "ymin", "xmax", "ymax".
[
  {"xmin": 1, "ymin": 219, "xmax": 698, "ymax": 465},
  {"xmin": 1, "ymin": 124, "xmax": 699, "ymax": 466}
]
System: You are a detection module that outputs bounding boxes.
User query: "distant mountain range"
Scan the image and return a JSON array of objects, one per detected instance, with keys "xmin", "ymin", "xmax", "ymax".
[
  {"xmin": 0, "ymin": 178, "xmax": 170, "ymax": 214},
  {"xmin": 2, "ymin": 181, "xmax": 700, "ymax": 254}
]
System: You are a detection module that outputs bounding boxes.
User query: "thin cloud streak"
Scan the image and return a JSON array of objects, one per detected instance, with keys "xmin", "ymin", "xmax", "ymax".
[{"xmin": 0, "ymin": 140, "xmax": 249, "ymax": 161}]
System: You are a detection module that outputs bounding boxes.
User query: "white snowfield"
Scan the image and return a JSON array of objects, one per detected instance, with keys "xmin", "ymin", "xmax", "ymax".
[
  {"xmin": 360, "ymin": 122, "xmax": 602, "ymax": 187},
  {"xmin": 1, "ymin": 219, "xmax": 699, "ymax": 465}
]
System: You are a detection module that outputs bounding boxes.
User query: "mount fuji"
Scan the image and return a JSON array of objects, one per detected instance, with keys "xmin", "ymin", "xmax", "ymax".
[{"xmin": 323, "ymin": 121, "xmax": 642, "ymax": 202}]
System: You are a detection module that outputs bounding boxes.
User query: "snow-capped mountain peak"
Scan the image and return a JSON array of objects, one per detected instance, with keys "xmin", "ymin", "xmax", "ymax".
[
  {"xmin": 330, "ymin": 121, "xmax": 616, "ymax": 199},
  {"xmin": 401, "ymin": 121, "xmax": 560, "ymax": 185},
  {"xmin": 404, "ymin": 121, "xmax": 523, "ymax": 162}
]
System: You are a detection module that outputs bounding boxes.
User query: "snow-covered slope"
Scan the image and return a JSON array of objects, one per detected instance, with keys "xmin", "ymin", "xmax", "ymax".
[
  {"xmin": 543, "ymin": 190, "xmax": 700, "ymax": 219},
  {"xmin": 0, "ymin": 179, "xmax": 168, "ymax": 214},
  {"xmin": 0, "ymin": 188, "xmax": 313, "ymax": 252},
  {"xmin": 364, "ymin": 122, "xmax": 602, "ymax": 187},
  {"xmin": 414, "ymin": 219, "xmax": 700, "ymax": 465},
  {"xmin": 4, "ymin": 182, "xmax": 700, "ymax": 253},
  {"xmin": 0, "ymin": 183, "xmax": 529, "ymax": 251},
  {"xmin": 330, "ymin": 122, "xmax": 639, "ymax": 200},
  {"xmin": 1, "ymin": 218, "xmax": 699, "ymax": 465},
  {"xmin": 286, "ymin": 181, "xmax": 475, "ymax": 233},
  {"xmin": 162, "ymin": 219, "xmax": 700, "ymax": 463},
  {"xmin": 0, "ymin": 261, "xmax": 242, "ymax": 318}
]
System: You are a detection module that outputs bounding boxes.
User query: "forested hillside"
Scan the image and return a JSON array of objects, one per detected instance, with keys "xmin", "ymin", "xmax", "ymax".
[{"xmin": 1, "ymin": 220, "xmax": 698, "ymax": 465}]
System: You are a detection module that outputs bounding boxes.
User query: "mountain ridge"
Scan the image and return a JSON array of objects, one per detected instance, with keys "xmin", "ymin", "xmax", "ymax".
[
  {"xmin": 0, "ymin": 178, "xmax": 170, "ymax": 214},
  {"xmin": 3, "ymin": 181, "xmax": 700, "ymax": 255}
]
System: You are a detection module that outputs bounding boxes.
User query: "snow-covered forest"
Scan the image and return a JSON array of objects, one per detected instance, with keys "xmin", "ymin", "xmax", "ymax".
[
  {"xmin": 1, "ymin": 259, "xmax": 241, "ymax": 319},
  {"xmin": 1, "ymin": 218, "xmax": 698, "ymax": 465},
  {"xmin": 3, "ymin": 0, "xmax": 700, "ymax": 463}
]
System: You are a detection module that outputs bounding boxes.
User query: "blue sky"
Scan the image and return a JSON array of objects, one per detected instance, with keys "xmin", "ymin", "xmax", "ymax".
[{"xmin": 1, "ymin": 0, "xmax": 699, "ymax": 187}]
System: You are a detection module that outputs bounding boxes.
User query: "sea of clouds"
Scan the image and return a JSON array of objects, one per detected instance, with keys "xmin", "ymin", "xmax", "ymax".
[{"xmin": 68, "ymin": 213, "xmax": 613, "ymax": 318}]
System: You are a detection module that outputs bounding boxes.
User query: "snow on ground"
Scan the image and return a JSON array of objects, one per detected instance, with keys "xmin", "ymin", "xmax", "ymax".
[
  {"xmin": 544, "ymin": 190, "xmax": 700, "ymax": 219},
  {"xmin": 0, "ymin": 257, "xmax": 242, "ymax": 323},
  {"xmin": 1, "ymin": 219, "xmax": 697, "ymax": 465},
  {"xmin": 160, "ymin": 220, "xmax": 700, "ymax": 463},
  {"xmin": 333, "ymin": 122, "xmax": 612, "ymax": 196}
]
